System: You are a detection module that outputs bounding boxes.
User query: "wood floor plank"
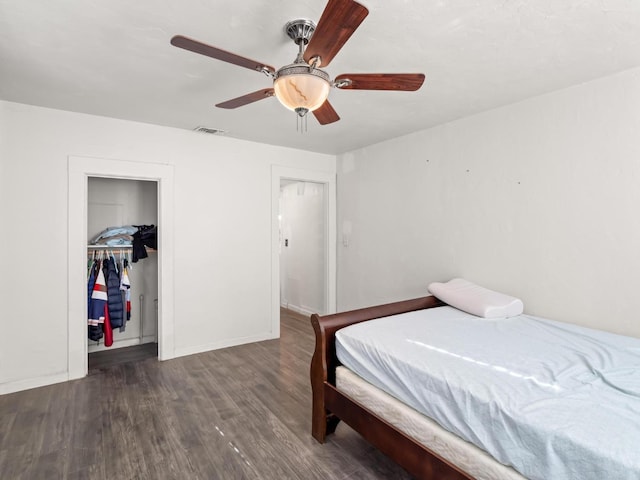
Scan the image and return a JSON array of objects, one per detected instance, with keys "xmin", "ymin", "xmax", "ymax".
[
  {"xmin": 0, "ymin": 310, "xmax": 413, "ymax": 479},
  {"xmin": 0, "ymin": 412, "xmax": 16, "ymax": 452}
]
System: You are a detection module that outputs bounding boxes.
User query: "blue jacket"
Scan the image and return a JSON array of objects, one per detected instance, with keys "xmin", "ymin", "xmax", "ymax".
[{"xmin": 104, "ymin": 257, "xmax": 124, "ymax": 329}]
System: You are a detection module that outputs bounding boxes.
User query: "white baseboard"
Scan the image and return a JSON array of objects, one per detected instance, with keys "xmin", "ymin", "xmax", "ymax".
[
  {"xmin": 173, "ymin": 332, "xmax": 277, "ymax": 359},
  {"xmin": 280, "ymin": 303, "xmax": 315, "ymax": 317},
  {"xmin": 0, "ymin": 371, "xmax": 70, "ymax": 396}
]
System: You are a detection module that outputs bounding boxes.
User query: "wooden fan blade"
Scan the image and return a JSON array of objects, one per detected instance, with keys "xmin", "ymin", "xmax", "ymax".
[
  {"xmin": 303, "ymin": 0, "xmax": 368, "ymax": 68},
  {"xmin": 335, "ymin": 73, "xmax": 425, "ymax": 91},
  {"xmin": 171, "ymin": 35, "xmax": 275, "ymax": 75},
  {"xmin": 312, "ymin": 101, "xmax": 340, "ymax": 125},
  {"xmin": 216, "ymin": 89, "xmax": 275, "ymax": 109}
]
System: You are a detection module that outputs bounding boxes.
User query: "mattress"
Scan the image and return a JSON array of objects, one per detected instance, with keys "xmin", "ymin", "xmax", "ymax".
[
  {"xmin": 336, "ymin": 366, "xmax": 524, "ymax": 480},
  {"xmin": 335, "ymin": 306, "xmax": 640, "ymax": 480}
]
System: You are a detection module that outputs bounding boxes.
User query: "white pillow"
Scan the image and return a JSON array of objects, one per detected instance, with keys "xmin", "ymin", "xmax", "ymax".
[{"xmin": 428, "ymin": 278, "xmax": 524, "ymax": 318}]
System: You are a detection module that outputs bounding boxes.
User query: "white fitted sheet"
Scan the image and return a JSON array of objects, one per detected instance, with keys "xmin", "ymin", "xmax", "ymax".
[
  {"xmin": 335, "ymin": 306, "xmax": 640, "ymax": 480},
  {"xmin": 336, "ymin": 366, "xmax": 524, "ymax": 480}
]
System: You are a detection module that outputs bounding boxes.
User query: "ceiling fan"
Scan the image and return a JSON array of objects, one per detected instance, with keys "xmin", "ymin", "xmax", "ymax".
[{"xmin": 171, "ymin": 0, "xmax": 425, "ymax": 126}]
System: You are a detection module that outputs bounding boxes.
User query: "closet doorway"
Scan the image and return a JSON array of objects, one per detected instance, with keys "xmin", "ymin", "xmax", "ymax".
[
  {"xmin": 87, "ymin": 177, "xmax": 159, "ymax": 369},
  {"xmin": 68, "ymin": 156, "xmax": 175, "ymax": 381},
  {"xmin": 271, "ymin": 166, "xmax": 336, "ymax": 337}
]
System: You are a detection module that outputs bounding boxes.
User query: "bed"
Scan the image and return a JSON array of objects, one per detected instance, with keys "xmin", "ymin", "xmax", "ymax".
[{"xmin": 309, "ymin": 280, "xmax": 640, "ymax": 480}]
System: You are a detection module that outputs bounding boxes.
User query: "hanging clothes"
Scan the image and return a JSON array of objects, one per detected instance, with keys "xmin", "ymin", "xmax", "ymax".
[
  {"xmin": 87, "ymin": 225, "xmax": 153, "ymax": 345},
  {"xmin": 119, "ymin": 258, "xmax": 132, "ymax": 332},
  {"xmin": 104, "ymin": 256, "xmax": 124, "ymax": 330},
  {"xmin": 87, "ymin": 260, "xmax": 98, "ymax": 314},
  {"xmin": 132, "ymin": 224, "xmax": 156, "ymax": 262},
  {"xmin": 88, "ymin": 262, "xmax": 108, "ymax": 341},
  {"xmin": 103, "ymin": 302, "xmax": 113, "ymax": 347}
]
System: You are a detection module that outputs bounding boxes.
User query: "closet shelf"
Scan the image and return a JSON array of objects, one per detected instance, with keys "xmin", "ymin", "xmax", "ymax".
[{"xmin": 87, "ymin": 245, "xmax": 157, "ymax": 252}]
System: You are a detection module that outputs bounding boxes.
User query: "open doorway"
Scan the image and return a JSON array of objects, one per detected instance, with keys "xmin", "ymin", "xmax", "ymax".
[
  {"xmin": 271, "ymin": 166, "xmax": 336, "ymax": 336},
  {"xmin": 279, "ymin": 180, "xmax": 327, "ymax": 317}
]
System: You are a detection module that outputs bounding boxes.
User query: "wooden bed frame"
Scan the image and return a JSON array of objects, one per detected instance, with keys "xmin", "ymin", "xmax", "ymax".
[{"xmin": 310, "ymin": 295, "xmax": 475, "ymax": 480}]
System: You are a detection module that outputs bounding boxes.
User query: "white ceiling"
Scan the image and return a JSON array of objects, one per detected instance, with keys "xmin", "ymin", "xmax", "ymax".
[{"xmin": 1, "ymin": 0, "xmax": 640, "ymax": 155}]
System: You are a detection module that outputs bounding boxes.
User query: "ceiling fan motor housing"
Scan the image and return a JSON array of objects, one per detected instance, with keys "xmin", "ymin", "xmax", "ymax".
[{"xmin": 284, "ymin": 19, "xmax": 316, "ymax": 46}]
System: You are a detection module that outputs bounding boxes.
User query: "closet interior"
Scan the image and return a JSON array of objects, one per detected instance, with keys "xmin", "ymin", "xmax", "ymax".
[{"xmin": 87, "ymin": 177, "xmax": 159, "ymax": 368}]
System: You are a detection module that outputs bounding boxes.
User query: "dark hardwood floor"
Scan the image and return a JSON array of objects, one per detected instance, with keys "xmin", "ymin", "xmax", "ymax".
[
  {"xmin": 0, "ymin": 309, "xmax": 412, "ymax": 479},
  {"xmin": 89, "ymin": 342, "xmax": 158, "ymax": 372}
]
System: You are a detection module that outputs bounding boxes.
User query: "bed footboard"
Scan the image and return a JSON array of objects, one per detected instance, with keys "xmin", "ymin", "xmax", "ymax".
[
  {"xmin": 309, "ymin": 295, "xmax": 475, "ymax": 480},
  {"xmin": 309, "ymin": 295, "xmax": 444, "ymax": 442}
]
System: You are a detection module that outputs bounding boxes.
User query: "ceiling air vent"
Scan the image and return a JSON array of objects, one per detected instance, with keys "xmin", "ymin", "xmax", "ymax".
[{"xmin": 193, "ymin": 126, "xmax": 227, "ymax": 135}]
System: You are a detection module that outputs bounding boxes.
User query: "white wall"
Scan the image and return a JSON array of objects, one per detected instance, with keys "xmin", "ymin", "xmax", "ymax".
[
  {"xmin": 279, "ymin": 181, "xmax": 326, "ymax": 316},
  {"xmin": 337, "ymin": 66, "xmax": 640, "ymax": 338},
  {"xmin": 0, "ymin": 100, "xmax": 335, "ymax": 393}
]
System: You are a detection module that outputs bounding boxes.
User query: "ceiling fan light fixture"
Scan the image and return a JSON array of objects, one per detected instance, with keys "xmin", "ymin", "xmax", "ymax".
[{"xmin": 273, "ymin": 64, "xmax": 330, "ymax": 114}]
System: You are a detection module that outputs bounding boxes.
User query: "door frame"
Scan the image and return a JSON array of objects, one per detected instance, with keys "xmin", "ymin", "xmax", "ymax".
[
  {"xmin": 271, "ymin": 166, "xmax": 336, "ymax": 336},
  {"xmin": 68, "ymin": 155, "xmax": 175, "ymax": 380}
]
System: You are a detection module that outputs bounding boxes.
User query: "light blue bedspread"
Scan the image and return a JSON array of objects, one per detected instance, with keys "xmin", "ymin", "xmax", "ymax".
[{"xmin": 336, "ymin": 306, "xmax": 640, "ymax": 480}]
